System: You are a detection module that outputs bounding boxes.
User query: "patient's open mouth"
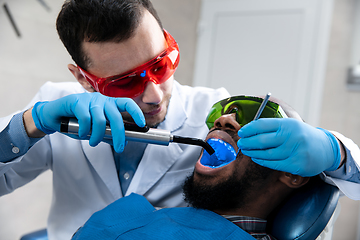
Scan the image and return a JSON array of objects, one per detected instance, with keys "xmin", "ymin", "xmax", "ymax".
[{"xmin": 200, "ymin": 138, "xmax": 237, "ymax": 168}]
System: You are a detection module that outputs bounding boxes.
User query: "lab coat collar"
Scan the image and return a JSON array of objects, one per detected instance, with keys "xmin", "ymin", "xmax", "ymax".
[
  {"xmin": 126, "ymin": 142, "xmax": 183, "ymax": 196},
  {"xmin": 126, "ymin": 81, "xmax": 187, "ymax": 196},
  {"xmin": 81, "ymin": 141, "xmax": 122, "ymax": 199}
]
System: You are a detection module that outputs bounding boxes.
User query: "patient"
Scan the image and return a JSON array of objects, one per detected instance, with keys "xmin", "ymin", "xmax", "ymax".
[
  {"xmin": 182, "ymin": 95, "xmax": 310, "ymax": 239},
  {"xmin": 72, "ymin": 95, "xmax": 311, "ymax": 240}
]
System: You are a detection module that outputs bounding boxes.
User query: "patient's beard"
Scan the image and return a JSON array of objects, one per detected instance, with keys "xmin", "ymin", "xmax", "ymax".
[{"xmin": 182, "ymin": 160, "xmax": 273, "ymax": 212}]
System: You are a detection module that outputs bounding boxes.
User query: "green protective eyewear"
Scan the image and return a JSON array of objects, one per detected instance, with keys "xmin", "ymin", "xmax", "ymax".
[{"xmin": 205, "ymin": 95, "xmax": 288, "ymax": 129}]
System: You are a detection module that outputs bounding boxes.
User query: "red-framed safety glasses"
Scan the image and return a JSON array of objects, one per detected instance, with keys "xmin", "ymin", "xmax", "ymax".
[{"xmin": 78, "ymin": 29, "xmax": 180, "ymax": 98}]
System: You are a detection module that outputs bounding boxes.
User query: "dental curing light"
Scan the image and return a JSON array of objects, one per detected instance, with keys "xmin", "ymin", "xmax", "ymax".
[{"xmin": 60, "ymin": 117, "xmax": 215, "ymax": 155}]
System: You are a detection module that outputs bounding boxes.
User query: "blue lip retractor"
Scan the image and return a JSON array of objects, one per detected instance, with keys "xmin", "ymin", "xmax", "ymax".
[{"xmin": 200, "ymin": 138, "xmax": 237, "ymax": 168}]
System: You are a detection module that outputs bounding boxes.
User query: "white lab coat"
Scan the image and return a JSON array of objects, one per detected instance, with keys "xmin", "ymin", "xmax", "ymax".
[{"xmin": 0, "ymin": 80, "xmax": 230, "ymax": 240}]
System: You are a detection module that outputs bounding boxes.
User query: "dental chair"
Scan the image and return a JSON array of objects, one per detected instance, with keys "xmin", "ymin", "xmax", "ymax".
[
  {"xmin": 20, "ymin": 176, "xmax": 339, "ymax": 240},
  {"xmin": 267, "ymin": 176, "xmax": 340, "ymax": 240}
]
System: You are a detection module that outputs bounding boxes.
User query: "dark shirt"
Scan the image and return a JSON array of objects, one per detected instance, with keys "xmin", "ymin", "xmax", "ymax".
[{"xmin": 223, "ymin": 215, "xmax": 277, "ymax": 240}]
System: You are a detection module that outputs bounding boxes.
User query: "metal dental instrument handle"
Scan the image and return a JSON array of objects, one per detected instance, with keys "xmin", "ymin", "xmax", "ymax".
[
  {"xmin": 60, "ymin": 117, "xmax": 215, "ymax": 155},
  {"xmin": 253, "ymin": 92, "xmax": 271, "ymax": 120}
]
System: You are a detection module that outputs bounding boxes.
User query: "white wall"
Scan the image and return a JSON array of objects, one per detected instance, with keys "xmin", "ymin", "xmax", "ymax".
[{"xmin": 193, "ymin": 0, "xmax": 334, "ymax": 126}]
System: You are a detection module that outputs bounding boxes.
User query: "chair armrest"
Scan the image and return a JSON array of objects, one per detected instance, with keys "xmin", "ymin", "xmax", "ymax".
[{"xmin": 20, "ymin": 228, "xmax": 48, "ymax": 240}]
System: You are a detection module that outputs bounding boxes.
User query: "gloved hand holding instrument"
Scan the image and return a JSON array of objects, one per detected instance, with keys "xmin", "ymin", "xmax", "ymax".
[
  {"xmin": 33, "ymin": 92, "xmax": 215, "ymax": 154},
  {"xmin": 32, "ymin": 92, "xmax": 145, "ymax": 153},
  {"xmin": 237, "ymin": 93, "xmax": 341, "ymax": 177}
]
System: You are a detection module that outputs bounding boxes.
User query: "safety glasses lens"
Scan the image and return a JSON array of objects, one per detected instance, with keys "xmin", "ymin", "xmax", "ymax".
[
  {"xmin": 205, "ymin": 96, "xmax": 285, "ymax": 129},
  {"xmin": 102, "ymin": 51, "xmax": 178, "ymax": 98},
  {"xmin": 79, "ymin": 30, "xmax": 179, "ymax": 98}
]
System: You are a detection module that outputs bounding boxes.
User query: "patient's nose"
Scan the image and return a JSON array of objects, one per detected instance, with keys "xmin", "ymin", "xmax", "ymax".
[{"xmin": 214, "ymin": 113, "xmax": 241, "ymax": 131}]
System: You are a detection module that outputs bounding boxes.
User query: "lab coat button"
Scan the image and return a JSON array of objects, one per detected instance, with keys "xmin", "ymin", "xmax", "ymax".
[
  {"xmin": 12, "ymin": 146, "xmax": 20, "ymax": 154},
  {"xmin": 124, "ymin": 172, "xmax": 130, "ymax": 180}
]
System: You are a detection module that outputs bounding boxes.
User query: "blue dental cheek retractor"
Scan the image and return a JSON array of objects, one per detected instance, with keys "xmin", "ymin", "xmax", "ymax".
[{"xmin": 200, "ymin": 138, "xmax": 238, "ymax": 168}]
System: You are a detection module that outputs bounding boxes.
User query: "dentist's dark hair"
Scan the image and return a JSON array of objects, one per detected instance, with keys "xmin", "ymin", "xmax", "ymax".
[{"xmin": 56, "ymin": 0, "xmax": 163, "ymax": 69}]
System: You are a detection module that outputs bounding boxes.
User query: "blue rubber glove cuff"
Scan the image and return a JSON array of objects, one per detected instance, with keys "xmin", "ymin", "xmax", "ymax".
[
  {"xmin": 32, "ymin": 101, "xmax": 55, "ymax": 134},
  {"xmin": 317, "ymin": 128, "xmax": 341, "ymax": 172}
]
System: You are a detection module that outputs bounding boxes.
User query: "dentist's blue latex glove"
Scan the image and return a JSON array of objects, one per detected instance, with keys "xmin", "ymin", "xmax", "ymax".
[
  {"xmin": 237, "ymin": 118, "xmax": 341, "ymax": 177},
  {"xmin": 32, "ymin": 92, "xmax": 145, "ymax": 153}
]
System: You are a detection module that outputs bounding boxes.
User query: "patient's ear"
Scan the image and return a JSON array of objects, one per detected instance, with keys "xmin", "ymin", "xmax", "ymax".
[
  {"xmin": 279, "ymin": 172, "xmax": 310, "ymax": 188},
  {"xmin": 68, "ymin": 64, "xmax": 95, "ymax": 92}
]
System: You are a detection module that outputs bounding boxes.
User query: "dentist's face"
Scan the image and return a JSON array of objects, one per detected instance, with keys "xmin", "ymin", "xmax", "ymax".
[{"xmin": 81, "ymin": 10, "xmax": 173, "ymax": 127}]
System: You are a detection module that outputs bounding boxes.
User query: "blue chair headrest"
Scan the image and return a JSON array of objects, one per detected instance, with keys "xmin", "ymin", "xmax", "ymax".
[{"xmin": 267, "ymin": 177, "xmax": 339, "ymax": 240}]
